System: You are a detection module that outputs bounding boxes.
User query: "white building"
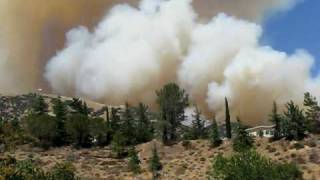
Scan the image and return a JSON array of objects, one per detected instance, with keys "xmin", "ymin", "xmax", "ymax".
[{"xmin": 246, "ymin": 125, "xmax": 275, "ymax": 138}]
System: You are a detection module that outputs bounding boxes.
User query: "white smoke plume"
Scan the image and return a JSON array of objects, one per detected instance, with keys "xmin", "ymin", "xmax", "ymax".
[{"xmin": 44, "ymin": 0, "xmax": 316, "ymax": 125}]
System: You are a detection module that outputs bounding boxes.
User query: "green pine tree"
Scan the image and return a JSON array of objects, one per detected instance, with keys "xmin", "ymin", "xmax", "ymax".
[
  {"xmin": 110, "ymin": 107, "xmax": 121, "ymax": 132},
  {"xmin": 232, "ymin": 118, "xmax": 254, "ymax": 152},
  {"xmin": 191, "ymin": 106, "xmax": 206, "ymax": 139},
  {"xmin": 52, "ymin": 97, "xmax": 68, "ymax": 146},
  {"xmin": 283, "ymin": 101, "xmax": 306, "ymax": 140},
  {"xmin": 149, "ymin": 144, "xmax": 162, "ymax": 180},
  {"xmin": 211, "ymin": 118, "xmax": 222, "ymax": 147},
  {"xmin": 128, "ymin": 147, "xmax": 141, "ymax": 174},
  {"xmin": 156, "ymin": 83, "xmax": 189, "ymax": 144},
  {"xmin": 304, "ymin": 92, "xmax": 320, "ymax": 134},
  {"xmin": 111, "ymin": 131, "xmax": 127, "ymax": 158},
  {"xmin": 121, "ymin": 103, "xmax": 136, "ymax": 145},
  {"xmin": 32, "ymin": 95, "xmax": 48, "ymax": 115},
  {"xmin": 135, "ymin": 103, "xmax": 153, "ymax": 143},
  {"xmin": 225, "ymin": 97, "xmax": 232, "ymax": 139},
  {"xmin": 269, "ymin": 102, "xmax": 282, "ymax": 140},
  {"xmin": 105, "ymin": 107, "xmax": 112, "ymax": 145}
]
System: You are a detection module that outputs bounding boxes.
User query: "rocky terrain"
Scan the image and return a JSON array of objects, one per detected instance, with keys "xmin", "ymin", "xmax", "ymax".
[{"xmin": 2, "ymin": 136, "xmax": 320, "ymax": 180}]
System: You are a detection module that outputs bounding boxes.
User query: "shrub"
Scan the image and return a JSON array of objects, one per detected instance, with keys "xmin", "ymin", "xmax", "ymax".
[
  {"xmin": 182, "ymin": 140, "xmax": 191, "ymax": 149},
  {"xmin": 232, "ymin": 121, "xmax": 254, "ymax": 152},
  {"xmin": 66, "ymin": 114, "xmax": 92, "ymax": 148},
  {"xmin": 128, "ymin": 148, "xmax": 141, "ymax": 174},
  {"xmin": 307, "ymin": 141, "xmax": 317, "ymax": 148},
  {"xmin": 293, "ymin": 142, "xmax": 304, "ymax": 150},
  {"xmin": 0, "ymin": 156, "xmax": 47, "ymax": 180},
  {"xmin": 309, "ymin": 150, "xmax": 320, "ymax": 164},
  {"xmin": 211, "ymin": 150, "xmax": 302, "ymax": 180},
  {"xmin": 149, "ymin": 145, "xmax": 162, "ymax": 179},
  {"xmin": 26, "ymin": 114, "xmax": 58, "ymax": 149},
  {"xmin": 111, "ymin": 132, "xmax": 127, "ymax": 158},
  {"xmin": 0, "ymin": 156, "xmax": 78, "ymax": 180},
  {"xmin": 49, "ymin": 162, "xmax": 78, "ymax": 180}
]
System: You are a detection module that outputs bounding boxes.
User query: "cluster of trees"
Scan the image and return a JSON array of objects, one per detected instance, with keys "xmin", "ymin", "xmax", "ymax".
[
  {"xmin": 0, "ymin": 156, "xmax": 78, "ymax": 180},
  {"xmin": 25, "ymin": 95, "xmax": 154, "ymax": 151},
  {"xmin": 270, "ymin": 92, "xmax": 320, "ymax": 141}
]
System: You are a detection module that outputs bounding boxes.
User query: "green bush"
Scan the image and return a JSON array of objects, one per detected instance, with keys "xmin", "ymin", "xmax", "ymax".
[
  {"xmin": 128, "ymin": 148, "xmax": 141, "ymax": 174},
  {"xmin": 49, "ymin": 162, "xmax": 78, "ymax": 180},
  {"xmin": 66, "ymin": 114, "xmax": 92, "ymax": 148},
  {"xmin": 89, "ymin": 117, "xmax": 109, "ymax": 146},
  {"xmin": 0, "ymin": 156, "xmax": 47, "ymax": 180},
  {"xmin": 293, "ymin": 142, "xmax": 304, "ymax": 150},
  {"xmin": 0, "ymin": 156, "xmax": 78, "ymax": 180},
  {"xmin": 111, "ymin": 132, "xmax": 128, "ymax": 158},
  {"xmin": 0, "ymin": 120, "xmax": 34, "ymax": 150},
  {"xmin": 26, "ymin": 114, "xmax": 58, "ymax": 149},
  {"xmin": 232, "ymin": 121, "xmax": 254, "ymax": 152},
  {"xmin": 182, "ymin": 140, "xmax": 191, "ymax": 149},
  {"xmin": 211, "ymin": 150, "xmax": 302, "ymax": 180}
]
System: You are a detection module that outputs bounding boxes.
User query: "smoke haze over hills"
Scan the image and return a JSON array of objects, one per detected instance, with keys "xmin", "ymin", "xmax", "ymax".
[{"xmin": 0, "ymin": 0, "xmax": 312, "ymax": 125}]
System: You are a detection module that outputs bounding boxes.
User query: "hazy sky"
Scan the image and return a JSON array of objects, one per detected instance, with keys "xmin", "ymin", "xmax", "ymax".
[{"xmin": 263, "ymin": 0, "xmax": 320, "ymax": 75}]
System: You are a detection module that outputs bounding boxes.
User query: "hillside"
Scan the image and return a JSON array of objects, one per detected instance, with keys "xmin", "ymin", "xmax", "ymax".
[
  {"xmin": 2, "ymin": 136, "xmax": 320, "ymax": 180},
  {"xmin": 1, "ymin": 92, "xmax": 320, "ymax": 180}
]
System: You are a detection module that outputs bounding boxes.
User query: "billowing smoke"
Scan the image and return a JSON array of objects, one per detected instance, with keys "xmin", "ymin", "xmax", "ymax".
[
  {"xmin": 44, "ymin": 0, "xmax": 316, "ymax": 125},
  {"xmin": 0, "ymin": 0, "xmax": 139, "ymax": 93},
  {"xmin": 0, "ymin": 0, "xmax": 300, "ymax": 94}
]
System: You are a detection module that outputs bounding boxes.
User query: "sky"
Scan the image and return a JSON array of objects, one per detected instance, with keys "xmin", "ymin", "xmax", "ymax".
[{"xmin": 262, "ymin": 0, "xmax": 320, "ymax": 75}]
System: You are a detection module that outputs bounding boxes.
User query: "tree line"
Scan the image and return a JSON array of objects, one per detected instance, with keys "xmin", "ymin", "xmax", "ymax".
[{"xmin": 2, "ymin": 83, "xmax": 318, "ymax": 179}]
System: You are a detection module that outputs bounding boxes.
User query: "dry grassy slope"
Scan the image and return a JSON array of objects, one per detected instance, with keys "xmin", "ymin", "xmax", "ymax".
[{"xmin": 3, "ymin": 136, "xmax": 320, "ymax": 180}]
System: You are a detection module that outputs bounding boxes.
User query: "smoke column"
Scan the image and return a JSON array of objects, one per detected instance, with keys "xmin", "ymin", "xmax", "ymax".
[
  {"xmin": 43, "ymin": 0, "xmax": 316, "ymax": 125},
  {"xmin": 0, "ymin": 0, "xmax": 299, "ymax": 93}
]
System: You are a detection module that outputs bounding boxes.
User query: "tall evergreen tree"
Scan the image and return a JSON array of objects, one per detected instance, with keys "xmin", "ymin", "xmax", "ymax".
[
  {"xmin": 52, "ymin": 97, "xmax": 68, "ymax": 146},
  {"xmin": 232, "ymin": 118, "xmax": 254, "ymax": 152},
  {"xmin": 69, "ymin": 98, "xmax": 90, "ymax": 116},
  {"xmin": 32, "ymin": 95, "xmax": 48, "ymax": 115},
  {"xmin": 269, "ymin": 102, "xmax": 282, "ymax": 140},
  {"xmin": 191, "ymin": 106, "xmax": 206, "ymax": 139},
  {"xmin": 211, "ymin": 118, "xmax": 222, "ymax": 147},
  {"xmin": 110, "ymin": 107, "xmax": 121, "ymax": 132},
  {"xmin": 225, "ymin": 97, "xmax": 232, "ymax": 139},
  {"xmin": 128, "ymin": 147, "xmax": 141, "ymax": 174},
  {"xmin": 105, "ymin": 107, "xmax": 112, "ymax": 145},
  {"xmin": 111, "ymin": 131, "xmax": 127, "ymax": 158},
  {"xmin": 149, "ymin": 144, "xmax": 162, "ymax": 180},
  {"xmin": 283, "ymin": 101, "xmax": 306, "ymax": 140},
  {"xmin": 156, "ymin": 83, "xmax": 189, "ymax": 143},
  {"xmin": 304, "ymin": 92, "xmax": 320, "ymax": 133},
  {"xmin": 121, "ymin": 103, "xmax": 136, "ymax": 145},
  {"xmin": 135, "ymin": 103, "xmax": 153, "ymax": 143}
]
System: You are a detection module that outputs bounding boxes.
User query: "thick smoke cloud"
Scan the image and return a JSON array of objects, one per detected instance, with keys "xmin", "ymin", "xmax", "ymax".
[
  {"xmin": 45, "ymin": 0, "xmax": 316, "ymax": 125},
  {"xmin": 0, "ymin": 0, "xmax": 138, "ymax": 93},
  {"xmin": 0, "ymin": 0, "xmax": 300, "ymax": 94}
]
